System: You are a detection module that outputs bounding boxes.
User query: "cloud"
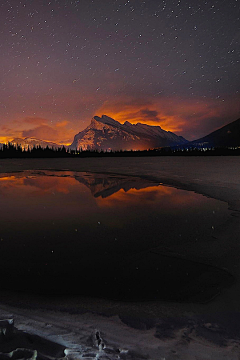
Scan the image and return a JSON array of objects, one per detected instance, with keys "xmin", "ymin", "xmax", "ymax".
[
  {"xmin": 0, "ymin": 117, "xmax": 75, "ymax": 144},
  {"xmin": 97, "ymin": 96, "xmax": 186, "ymax": 134},
  {"xmin": 96, "ymin": 94, "xmax": 240, "ymax": 140},
  {"xmin": 23, "ymin": 117, "xmax": 49, "ymax": 125},
  {"xmin": 13, "ymin": 117, "xmax": 48, "ymax": 126},
  {"xmin": 0, "ymin": 125, "xmax": 22, "ymax": 142},
  {"xmin": 21, "ymin": 122, "xmax": 76, "ymax": 144},
  {"xmin": 22, "ymin": 125, "xmax": 59, "ymax": 141},
  {"xmin": 56, "ymin": 120, "xmax": 69, "ymax": 127},
  {"xmin": 139, "ymin": 109, "xmax": 160, "ymax": 122}
]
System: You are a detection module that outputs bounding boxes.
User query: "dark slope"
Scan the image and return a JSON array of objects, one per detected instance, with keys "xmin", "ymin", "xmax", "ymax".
[{"xmin": 189, "ymin": 118, "xmax": 240, "ymax": 148}]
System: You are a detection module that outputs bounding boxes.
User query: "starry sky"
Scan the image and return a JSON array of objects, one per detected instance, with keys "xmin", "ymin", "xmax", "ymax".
[{"xmin": 0, "ymin": 0, "xmax": 239, "ymax": 144}]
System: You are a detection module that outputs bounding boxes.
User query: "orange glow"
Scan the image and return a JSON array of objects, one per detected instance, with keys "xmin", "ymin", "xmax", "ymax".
[
  {"xmin": 0, "ymin": 172, "xmax": 77, "ymax": 195},
  {"xmin": 95, "ymin": 185, "xmax": 206, "ymax": 209},
  {"xmin": 0, "ymin": 136, "xmax": 13, "ymax": 143},
  {"xmin": 97, "ymin": 100, "xmax": 186, "ymax": 134},
  {"xmin": 0, "ymin": 172, "xmax": 206, "ymax": 208},
  {"xmin": 96, "ymin": 95, "xmax": 240, "ymax": 140},
  {"xmin": 23, "ymin": 176, "xmax": 75, "ymax": 194},
  {"xmin": 1, "ymin": 94, "xmax": 239, "ymax": 144},
  {"xmin": 0, "ymin": 176, "xmax": 24, "ymax": 183},
  {"xmin": 0, "ymin": 117, "xmax": 76, "ymax": 145}
]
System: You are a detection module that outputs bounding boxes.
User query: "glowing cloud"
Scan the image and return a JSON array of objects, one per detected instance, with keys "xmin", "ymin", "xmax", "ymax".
[
  {"xmin": 97, "ymin": 96, "xmax": 190, "ymax": 136},
  {"xmin": 1, "ymin": 117, "xmax": 75, "ymax": 145},
  {"xmin": 97, "ymin": 95, "xmax": 240, "ymax": 140}
]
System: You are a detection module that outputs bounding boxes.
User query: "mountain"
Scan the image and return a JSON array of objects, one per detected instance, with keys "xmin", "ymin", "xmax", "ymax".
[
  {"xmin": 189, "ymin": 118, "xmax": 240, "ymax": 148},
  {"xmin": 70, "ymin": 115, "xmax": 187, "ymax": 151},
  {"xmin": 74, "ymin": 172, "xmax": 158, "ymax": 198},
  {"xmin": 10, "ymin": 137, "xmax": 63, "ymax": 150}
]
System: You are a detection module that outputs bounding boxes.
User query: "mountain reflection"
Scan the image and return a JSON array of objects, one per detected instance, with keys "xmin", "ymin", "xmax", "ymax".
[
  {"xmin": 0, "ymin": 170, "xmax": 232, "ymax": 302},
  {"xmin": 0, "ymin": 170, "xmax": 226, "ymax": 216},
  {"xmin": 0, "ymin": 170, "xmax": 160, "ymax": 198},
  {"xmin": 74, "ymin": 172, "xmax": 160, "ymax": 198}
]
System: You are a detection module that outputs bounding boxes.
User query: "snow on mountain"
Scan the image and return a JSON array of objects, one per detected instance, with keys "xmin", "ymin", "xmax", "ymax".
[
  {"xmin": 122, "ymin": 121, "xmax": 185, "ymax": 142},
  {"xmin": 10, "ymin": 137, "xmax": 63, "ymax": 150},
  {"xmin": 95, "ymin": 115, "xmax": 122, "ymax": 128},
  {"xmin": 71, "ymin": 115, "xmax": 187, "ymax": 151}
]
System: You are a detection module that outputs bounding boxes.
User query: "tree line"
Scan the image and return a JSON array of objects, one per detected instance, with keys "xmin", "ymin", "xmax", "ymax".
[{"xmin": 0, "ymin": 142, "xmax": 240, "ymax": 158}]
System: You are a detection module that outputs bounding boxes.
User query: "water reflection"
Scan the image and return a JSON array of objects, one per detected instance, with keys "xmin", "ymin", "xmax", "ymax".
[{"xmin": 0, "ymin": 171, "xmax": 233, "ymax": 302}]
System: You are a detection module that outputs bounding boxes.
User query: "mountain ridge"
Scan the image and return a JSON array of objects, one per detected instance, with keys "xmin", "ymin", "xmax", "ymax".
[
  {"xmin": 10, "ymin": 137, "xmax": 63, "ymax": 150},
  {"xmin": 70, "ymin": 115, "xmax": 187, "ymax": 151},
  {"xmin": 2, "ymin": 115, "xmax": 240, "ymax": 151},
  {"xmin": 188, "ymin": 117, "xmax": 240, "ymax": 148}
]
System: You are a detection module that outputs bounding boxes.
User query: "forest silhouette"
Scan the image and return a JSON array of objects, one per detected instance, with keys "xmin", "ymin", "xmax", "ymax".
[{"xmin": 0, "ymin": 142, "xmax": 240, "ymax": 158}]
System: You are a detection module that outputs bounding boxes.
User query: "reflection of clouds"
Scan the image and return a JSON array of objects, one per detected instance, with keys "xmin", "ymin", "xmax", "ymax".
[
  {"xmin": 0, "ymin": 176, "xmax": 23, "ymax": 183},
  {"xmin": 0, "ymin": 171, "xmax": 224, "ymax": 238},
  {"xmin": 0, "ymin": 171, "xmax": 95, "ymax": 223},
  {"xmin": 0, "ymin": 171, "xmax": 205, "ymax": 210},
  {"xmin": 0, "ymin": 176, "xmax": 25, "ymax": 195},
  {"xmin": 23, "ymin": 176, "xmax": 74, "ymax": 194},
  {"xmin": 0, "ymin": 173, "xmax": 76, "ymax": 196}
]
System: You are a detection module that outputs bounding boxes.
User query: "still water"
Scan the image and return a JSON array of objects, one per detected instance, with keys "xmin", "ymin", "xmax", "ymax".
[{"xmin": 0, "ymin": 170, "xmax": 233, "ymax": 302}]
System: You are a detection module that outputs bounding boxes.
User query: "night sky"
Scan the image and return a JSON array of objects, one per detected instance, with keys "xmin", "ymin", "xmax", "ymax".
[{"xmin": 0, "ymin": 0, "xmax": 239, "ymax": 144}]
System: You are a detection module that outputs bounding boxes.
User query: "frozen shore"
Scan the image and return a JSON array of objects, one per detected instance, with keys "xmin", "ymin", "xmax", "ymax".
[{"xmin": 0, "ymin": 156, "xmax": 240, "ymax": 359}]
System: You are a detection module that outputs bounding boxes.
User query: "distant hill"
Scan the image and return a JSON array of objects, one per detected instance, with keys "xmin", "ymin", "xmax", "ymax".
[
  {"xmin": 70, "ymin": 115, "xmax": 187, "ymax": 151},
  {"xmin": 189, "ymin": 118, "xmax": 240, "ymax": 148},
  {"xmin": 10, "ymin": 137, "xmax": 63, "ymax": 150}
]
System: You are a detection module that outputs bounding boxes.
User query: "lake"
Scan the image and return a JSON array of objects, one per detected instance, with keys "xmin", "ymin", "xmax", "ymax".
[{"xmin": 0, "ymin": 170, "xmax": 234, "ymax": 302}]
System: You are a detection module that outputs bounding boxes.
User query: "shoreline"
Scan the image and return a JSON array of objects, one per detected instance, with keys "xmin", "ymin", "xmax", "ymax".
[{"xmin": 0, "ymin": 156, "xmax": 240, "ymax": 359}]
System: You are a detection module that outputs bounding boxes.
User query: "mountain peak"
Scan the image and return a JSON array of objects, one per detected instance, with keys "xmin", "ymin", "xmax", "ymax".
[
  {"xmin": 94, "ymin": 115, "xmax": 121, "ymax": 127},
  {"xmin": 71, "ymin": 114, "xmax": 187, "ymax": 151}
]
